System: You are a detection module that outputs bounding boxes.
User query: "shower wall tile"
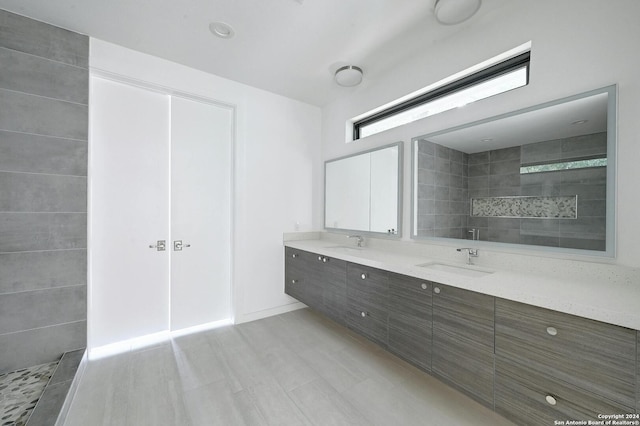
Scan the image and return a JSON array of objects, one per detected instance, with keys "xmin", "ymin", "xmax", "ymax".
[
  {"xmin": 559, "ymin": 237, "xmax": 605, "ymax": 251},
  {"xmin": 0, "ymin": 321, "xmax": 86, "ymax": 373},
  {"xmin": 0, "ymin": 10, "xmax": 88, "ymax": 67},
  {"xmin": 0, "ymin": 250, "xmax": 86, "ymax": 295},
  {"xmin": 490, "ymin": 146, "xmax": 520, "ymax": 162},
  {"xmin": 0, "ymin": 213, "xmax": 87, "ymax": 252},
  {"xmin": 0, "ymin": 131, "xmax": 87, "ymax": 176},
  {"xmin": 0, "ymin": 89, "xmax": 88, "ymax": 140},
  {"xmin": 0, "ymin": 172, "xmax": 87, "ymax": 212},
  {"xmin": 0, "ymin": 47, "xmax": 89, "ymax": 104},
  {"xmin": 0, "ymin": 285, "xmax": 86, "ymax": 334},
  {"xmin": 560, "ymin": 132, "xmax": 607, "ymax": 159},
  {"xmin": 0, "ymin": 9, "xmax": 88, "ymax": 375}
]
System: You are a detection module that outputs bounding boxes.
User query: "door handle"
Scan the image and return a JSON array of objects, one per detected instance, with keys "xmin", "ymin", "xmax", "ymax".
[
  {"xmin": 174, "ymin": 240, "xmax": 191, "ymax": 251},
  {"xmin": 149, "ymin": 240, "xmax": 166, "ymax": 251}
]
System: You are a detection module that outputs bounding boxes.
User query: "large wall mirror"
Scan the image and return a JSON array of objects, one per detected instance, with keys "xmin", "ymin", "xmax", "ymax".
[
  {"xmin": 326, "ymin": 142, "xmax": 402, "ymax": 235},
  {"xmin": 411, "ymin": 85, "xmax": 616, "ymax": 256}
]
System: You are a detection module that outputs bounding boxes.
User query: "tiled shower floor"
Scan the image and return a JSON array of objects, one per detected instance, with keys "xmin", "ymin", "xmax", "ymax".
[{"xmin": 0, "ymin": 362, "xmax": 58, "ymax": 426}]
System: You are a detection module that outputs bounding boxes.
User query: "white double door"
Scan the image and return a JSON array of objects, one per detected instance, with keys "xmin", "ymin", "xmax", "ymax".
[{"xmin": 90, "ymin": 76, "xmax": 232, "ymax": 348}]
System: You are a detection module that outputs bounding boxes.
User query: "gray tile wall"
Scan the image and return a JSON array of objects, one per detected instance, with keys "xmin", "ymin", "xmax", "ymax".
[
  {"xmin": 415, "ymin": 139, "xmax": 469, "ymax": 239},
  {"xmin": 415, "ymin": 133, "xmax": 607, "ymax": 250},
  {"xmin": 0, "ymin": 9, "xmax": 88, "ymax": 374},
  {"xmin": 467, "ymin": 133, "xmax": 607, "ymax": 250}
]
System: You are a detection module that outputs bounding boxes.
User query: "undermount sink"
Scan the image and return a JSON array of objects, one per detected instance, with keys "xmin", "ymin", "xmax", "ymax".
[
  {"xmin": 326, "ymin": 245, "xmax": 365, "ymax": 254},
  {"xmin": 417, "ymin": 262, "xmax": 494, "ymax": 278}
]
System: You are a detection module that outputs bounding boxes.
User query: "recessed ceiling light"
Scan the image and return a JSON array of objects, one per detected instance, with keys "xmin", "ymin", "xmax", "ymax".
[
  {"xmin": 571, "ymin": 119, "xmax": 589, "ymax": 125},
  {"xmin": 209, "ymin": 22, "xmax": 235, "ymax": 39},
  {"xmin": 480, "ymin": 138, "xmax": 493, "ymax": 143},
  {"xmin": 335, "ymin": 66, "xmax": 363, "ymax": 87},
  {"xmin": 434, "ymin": 0, "xmax": 482, "ymax": 25}
]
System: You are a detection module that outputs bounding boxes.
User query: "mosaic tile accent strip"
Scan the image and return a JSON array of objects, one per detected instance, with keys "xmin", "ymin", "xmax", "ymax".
[
  {"xmin": 470, "ymin": 195, "xmax": 578, "ymax": 219},
  {"xmin": 0, "ymin": 361, "xmax": 57, "ymax": 426}
]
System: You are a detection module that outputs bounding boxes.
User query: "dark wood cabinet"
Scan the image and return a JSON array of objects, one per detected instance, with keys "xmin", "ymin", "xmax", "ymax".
[
  {"xmin": 345, "ymin": 263, "xmax": 389, "ymax": 347},
  {"xmin": 387, "ymin": 272, "xmax": 432, "ymax": 372},
  {"xmin": 284, "ymin": 247, "xmax": 346, "ymax": 325},
  {"xmin": 431, "ymin": 283, "xmax": 495, "ymax": 408},
  {"xmin": 284, "ymin": 246, "xmax": 639, "ymax": 420},
  {"xmin": 495, "ymin": 299, "xmax": 637, "ymax": 424}
]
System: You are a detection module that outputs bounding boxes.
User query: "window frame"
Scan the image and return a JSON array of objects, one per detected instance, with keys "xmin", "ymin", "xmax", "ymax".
[{"xmin": 352, "ymin": 51, "xmax": 531, "ymax": 140}]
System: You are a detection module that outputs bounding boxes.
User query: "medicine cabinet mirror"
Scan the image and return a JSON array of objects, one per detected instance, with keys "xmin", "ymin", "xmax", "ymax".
[
  {"xmin": 411, "ymin": 85, "xmax": 616, "ymax": 256},
  {"xmin": 325, "ymin": 142, "xmax": 402, "ymax": 235}
]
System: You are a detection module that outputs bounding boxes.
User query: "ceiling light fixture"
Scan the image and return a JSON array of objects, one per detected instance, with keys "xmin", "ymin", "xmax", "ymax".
[
  {"xmin": 571, "ymin": 119, "xmax": 589, "ymax": 125},
  {"xmin": 335, "ymin": 65, "xmax": 363, "ymax": 87},
  {"xmin": 434, "ymin": 0, "xmax": 482, "ymax": 25},
  {"xmin": 209, "ymin": 22, "xmax": 235, "ymax": 39}
]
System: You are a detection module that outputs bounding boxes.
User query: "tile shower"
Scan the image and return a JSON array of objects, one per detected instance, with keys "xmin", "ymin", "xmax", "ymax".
[
  {"xmin": 0, "ymin": 10, "xmax": 87, "ymax": 424},
  {"xmin": 415, "ymin": 132, "xmax": 607, "ymax": 250}
]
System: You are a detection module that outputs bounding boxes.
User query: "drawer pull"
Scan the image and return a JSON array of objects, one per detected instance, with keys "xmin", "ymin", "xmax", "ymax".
[
  {"xmin": 322, "ymin": 257, "xmax": 328, "ymax": 263},
  {"xmin": 545, "ymin": 395, "xmax": 557, "ymax": 406},
  {"xmin": 361, "ymin": 311, "xmax": 367, "ymax": 317},
  {"xmin": 421, "ymin": 283, "xmax": 428, "ymax": 290},
  {"xmin": 434, "ymin": 287, "xmax": 441, "ymax": 294},
  {"xmin": 291, "ymin": 279, "xmax": 298, "ymax": 284},
  {"xmin": 546, "ymin": 326, "xmax": 558, "ymax": 336},
  {"xmin": 292, "ymin": 253, "xmax": 298, "ymax": 258},
  {"xmin": 361, "ymin": 273, "xmax": 367, "ymax": 280},
  {"xmin": 318, "ymin": 256, "xmax": 323, "ymax": 261}
]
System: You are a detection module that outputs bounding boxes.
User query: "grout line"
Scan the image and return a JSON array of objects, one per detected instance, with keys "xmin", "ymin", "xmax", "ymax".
[
  {"xmin": 0, "ymin": 86, "xmax": 88, "ymax": 107},
  {"xmin": 0, "ymin": 319, "xmax": 86, "ymax": 337},
  {"xmin": 0, "ymin": 248, "xmax": 86, "ymax": 255},
  {"xmin": 0, "ymin": 46, "xmax": 89, "ymax": 71},
  {"xmin": 0, "ymin": 283, "xmax": 86, "ymax": 297},
  {"xmin": 0, "ymin": 128, "xmax": 87, "ymax": 143},
  {"xmin": 0, "ymin": 211, "xmax": 87, "ymax": 214},
  {"xmin": 0, "ymin": 170, "xmax": 87, "ymax": 178}
]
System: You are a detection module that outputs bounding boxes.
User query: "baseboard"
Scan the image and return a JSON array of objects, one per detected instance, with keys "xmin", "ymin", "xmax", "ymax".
[{"xmin": 235, "ymin": 301, "xmax": 307, "ymax": 324}]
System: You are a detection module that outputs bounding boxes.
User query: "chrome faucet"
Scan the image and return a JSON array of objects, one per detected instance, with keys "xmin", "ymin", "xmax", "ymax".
[
  {"xmin": 347, "ymin": 235, "xmax": 364, "ymax": 247},
  {"xmin": 457, "ymin": 247, "xmax": 479, "ymax": 265}
]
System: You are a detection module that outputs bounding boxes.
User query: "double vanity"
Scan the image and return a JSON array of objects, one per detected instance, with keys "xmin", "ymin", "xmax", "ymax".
[{"xmin": 283, "ymin": 236, "xmax": 640, "ymax": 425}]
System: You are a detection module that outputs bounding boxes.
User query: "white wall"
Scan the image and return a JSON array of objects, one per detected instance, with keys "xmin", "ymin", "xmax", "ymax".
[
  {"xmin": 321, "ymin": 0, "xmax": 640, "ymax": 268},
  {"xmin": 90, "ymin": 39, "xmax": 322, "ymax": 332}
]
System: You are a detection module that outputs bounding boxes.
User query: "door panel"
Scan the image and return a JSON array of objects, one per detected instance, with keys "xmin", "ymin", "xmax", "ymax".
[
  {"xmin": 89, "ymin": 76, "xmax": 171, "ymax": 347},
  {"xmin": 170, "ymin": 97, "xmax": 233, "ymax": 330}
]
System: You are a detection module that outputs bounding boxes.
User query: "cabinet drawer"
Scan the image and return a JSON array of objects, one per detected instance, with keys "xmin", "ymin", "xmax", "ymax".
[
  {"xmin": 345, "ymin": 302, "xmax": 388, "ymax": 347},
  {"xmin": 432, "ymin": 284, "xmax": 495, "ymax": 408},
  {"xmin": 319, "ymin": 256, "xmax": 347, "ymax": 289},
  {"xmin": 432, "ymin": 284, "xmax": 494, "ymax": 350},
  {"xmin": 388, "ymin": 312, "xmax": 431, "ymax": 372},
  {"xmin": 346, "ymin": 263, "xmax": 388, "ymax": 317},
  {"xmin": 388, "ymin": 273, "xmax": 432, "ymax": 372},
  {"xmin": 495, "ymin": 356, "xmax": 635, "ymax": 426},
  {"xmin": 495, "ymin": 298, "xmax": 636, "ymax": 408},
  {"xmin": 388, "ymin": 272, "xmax": 431, "ymax": 320},
  {"xmin": 285, "ymin": 271, "xmax": 320, "ymax": 308}
]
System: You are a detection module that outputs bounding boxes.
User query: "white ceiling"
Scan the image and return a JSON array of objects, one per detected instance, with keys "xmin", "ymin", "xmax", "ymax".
[{"xmin": 0, "ymin": 0, "xmax": 506, "ymax": 106}]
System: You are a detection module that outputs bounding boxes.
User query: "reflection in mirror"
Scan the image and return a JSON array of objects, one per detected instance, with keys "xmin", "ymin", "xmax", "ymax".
[
  {"xmin": 411, "ymin": 86, "xmax": 616, "ymax": 255},
  {"xmin": 326, "ymin": 142, "xmax": 402, "ymax": 235}
]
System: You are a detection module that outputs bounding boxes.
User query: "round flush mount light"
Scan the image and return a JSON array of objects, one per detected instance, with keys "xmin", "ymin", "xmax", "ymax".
[
  {"xmin": 334, "ymin": 65, "xmax": 363, "ymax": 87},
  {"xmin": 209, "ymin": 21, "xmax": 235, "ymax": 39},
  {"xmin": 434, "ymin": 0, "xmax": 482, "ymax": 25}
]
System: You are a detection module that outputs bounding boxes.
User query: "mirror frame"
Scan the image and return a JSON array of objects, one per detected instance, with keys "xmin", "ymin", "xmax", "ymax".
[
  {"xmin": 325, "ymin": 141, "xmax": 403, "ymax": 237},
  {"xmin": 410, "ymin": 85, "xmax": 617, "ymax": 257}
]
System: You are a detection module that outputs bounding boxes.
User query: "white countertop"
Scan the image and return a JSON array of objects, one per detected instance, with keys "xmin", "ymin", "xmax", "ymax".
[{"xmin": 284, "ymin": 237, "xmax": 640, "ymax": 331}]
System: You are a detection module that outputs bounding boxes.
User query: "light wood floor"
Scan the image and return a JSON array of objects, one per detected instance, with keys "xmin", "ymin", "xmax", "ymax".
[{"xmin": 64, "ymin": 308, "xmax": 514, "ymax": 425}]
